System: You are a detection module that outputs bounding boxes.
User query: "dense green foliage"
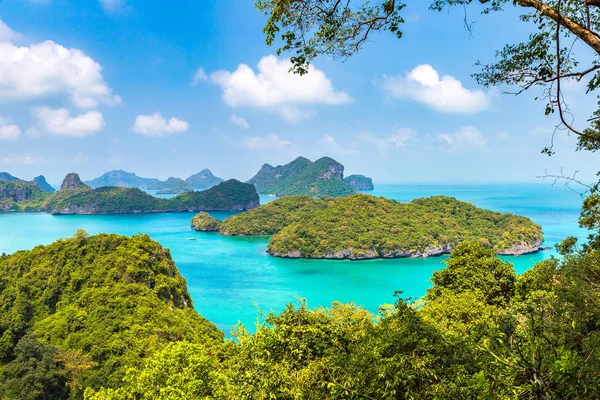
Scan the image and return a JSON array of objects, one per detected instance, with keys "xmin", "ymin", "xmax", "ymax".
[
  {"xmin": 218, "ymin": 196, "xmax": 326, "ymax": 235},
  {"xmin": 191, "ymin": 212, "xmax": 222, "ymax": 231},
  {"xmin": 0, "ymin": 178, "xmax": 259, "ymax": 214},
  {"xmin": 0, "ymin": 180, "xmax": 51, "ymax": 211},
  {"xmin": 248, "ymin": 156, "xmax": 356, "ymax": 197},
  {"xmin": 82, "ymin": 240, "xmax": 600, "ymax": 399},
  {"xmin": 208, "ymin": 194, "xmax": 543, "ymax": 258},
  {"xmin": 268, "ymin": 195, "xmax": 544, "ymax": 259},
  {"xmin": 0, "ymin": 233, "xmax": 222, "ymax": 399}
]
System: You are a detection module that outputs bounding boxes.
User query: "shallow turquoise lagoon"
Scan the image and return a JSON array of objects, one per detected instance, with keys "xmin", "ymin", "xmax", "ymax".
[{"xmin": 0, "ymin": 184, "xmax": 589, "ymax": 333}]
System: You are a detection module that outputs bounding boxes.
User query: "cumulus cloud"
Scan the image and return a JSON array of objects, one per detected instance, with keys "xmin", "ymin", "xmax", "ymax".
[
  {"xmin": 0, "ymin": 39, "xmax": 121, "ymax": 108},
  {"xmin": 0, "ymin": 20, "xmax": 22, "ymax": 42},
  {"xmin": 0, "ymin": 117, "xmax": 21, "ymax": 141},
  {"xmin": 316, "ymin": 134, "xmax": 359, "ymax": 156},
  {"xmin": 241, "ymin": 134, "xmax": 293, "ymax": 150},
  {"xmin": 436, "ymin": 126, "xmax": 487, "ymax": 147},
  {"xmin": 132, "ymin": 112, "xmax": 189, "ymax": 137},
  {"xmin": 358, "ymin": 128, "xmax": 416, "ymax": 150},
  {"xmin": 193, "ymin": 68, "xmax": 208, "ymax": 84},
  {"xmin": 230, "ymin": 114, "xmax": 250, "ymax": 129},
  {"xmin": 382, "ymin": 64, "xmax": 490, "ymax": 114},
  {"xmin": 210, "ymin": 55, "xmax": 352, "ymax": 122},
  {"xmin": 32, "ymin": 107, "xmax": 105, "ymax": 137}
]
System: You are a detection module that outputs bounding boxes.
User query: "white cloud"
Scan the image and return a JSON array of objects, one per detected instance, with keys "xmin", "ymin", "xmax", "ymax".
[
  {"xmin": 100, "ymin": 0, "xmax": 122, "ymax": 12},
  {"xmin": 316, "ymin": 134, "xmax": 360, "ymax": 156},
  {"xmin": 358, "ymin": 128, "xmax": 416, "ymax": 150},
  {"xmin": 0, "ymin": 40, "xmax": 121, "ymax": 108},
  {"xmin": 382, "ymin": 64, "xmax": 490, "ymax": 114},
  {"xmin": 0, "ymin": 19, "xmax": 22, "ymax": 42},
  {"xmin": 0, "ymin": 117, "xmax": 21, "ymax": 141},
  {"xmin": 32, "ymin": 107, "xmax": 105, "ymax": 137},
  {"xmin": 210, "ymin": 55, "xmax": 352, "ymax": 122},
  {"xmin": 436, "ymin": 126, "xmax": 487, "ymax": 147},
  {"xmin": 241, "ymin": 134, "xmax": 293, "ymax": 150},
  {"xmin": 230, "ymin": 114, "xmax": 250, "ymax": 129},
  {"xmin": 193, "ymin": 68, "xmax": 208, "ymax": 84},
  {"xmin": 1, "ymin": 155, "xmax": 47, "ymax": 165},
  {"xmin": 132, "ymin": 112, "xmax": 189, "ymax": 137}
]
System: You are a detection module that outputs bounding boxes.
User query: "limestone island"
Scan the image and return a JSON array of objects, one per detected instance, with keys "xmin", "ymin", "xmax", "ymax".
[
  {"xmin": 0, "ymin": 173, "xmax": 259, "ymax": 214},
  {"xmin": 191, "ymin": 212, "xmax": 222, "ymax": 231},
  {"xmin": 191, "ymin": 195, "xmax": 544, "ymax": 260},
  {"xmin": 247, "ymin": 156, "xmax": 373, "ymax": 197}
]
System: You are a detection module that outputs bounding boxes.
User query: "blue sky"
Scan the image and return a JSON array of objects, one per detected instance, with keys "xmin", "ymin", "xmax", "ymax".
[{"xmin": 0, "ymin": 0, "xmax": 598, "ymax": 185}]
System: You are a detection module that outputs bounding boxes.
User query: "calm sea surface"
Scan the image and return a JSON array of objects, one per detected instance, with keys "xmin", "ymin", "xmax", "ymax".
[{"xmin": 0, "ymin": 183, "xmax": 589, "ymax": 333}]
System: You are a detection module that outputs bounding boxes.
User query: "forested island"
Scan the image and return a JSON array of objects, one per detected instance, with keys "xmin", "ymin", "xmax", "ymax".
[
  {"xmin": 247, "ymin": 156, "xmax": 373, "ymax": 197},
  {"xmin": 0, "ymin": 173, "xmax": 259, "ymax": 214},
  {"xmin": 0, "ymin": 232, "xmax": 597, "ymax": 399},
  {"xmin": 194, "ymin": 195, "xmax": 544, "ymax": 259}
]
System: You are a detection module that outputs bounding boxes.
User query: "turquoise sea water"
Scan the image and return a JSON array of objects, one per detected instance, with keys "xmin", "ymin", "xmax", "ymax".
[{"xmin": 0, "ymin": 184, "xmax": 589, "ymax": 333}]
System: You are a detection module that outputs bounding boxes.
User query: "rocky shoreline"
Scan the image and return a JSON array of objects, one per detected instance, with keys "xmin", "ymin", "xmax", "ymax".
[{"xmin": 267, "ymin": 239, "xmax": 546, "ymax": 260}]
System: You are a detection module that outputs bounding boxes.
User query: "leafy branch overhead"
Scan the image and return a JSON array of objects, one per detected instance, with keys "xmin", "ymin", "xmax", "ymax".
[{"xmin": 256, "ymin": 0, "xmax": 600, "ymax": 149}]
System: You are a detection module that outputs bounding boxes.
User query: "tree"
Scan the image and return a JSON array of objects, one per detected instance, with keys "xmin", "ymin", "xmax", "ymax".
[{"xmin": 256, "ymin": 0, "xmax": 600, "ymax": 156}]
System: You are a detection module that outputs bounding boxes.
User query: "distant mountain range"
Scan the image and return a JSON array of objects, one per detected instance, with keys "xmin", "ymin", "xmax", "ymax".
[
  {"xmin": 0, "ymin": 172, "xmax": 56, "ymax": 193},
  {"xmin": 86, "ymin": 169, "xmax": 224, "ymax": 193},
  {"xmin": 247, "ymin": 156, "xmax": 373, "ymax": 197}
]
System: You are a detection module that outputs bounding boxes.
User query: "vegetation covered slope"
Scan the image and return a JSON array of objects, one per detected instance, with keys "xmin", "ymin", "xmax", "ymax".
[
  {"xmin": 247, "ymin": 156, "xmax": 357, "ymax": 197},
  {"xmin": 201, "ymin": 195, "xmax": 543, "ymax": 258},
  {"xmin": 268, "ymin": 195, "xmax": 544, "ymax": 259},
  {"xmin": 0, "ymin": 175, "xmax": 259, "ymax": 214},
  {"xmin": 0, "ymin": 232, "xmax": 221, "ymax": 399},
  {"xmin": 85, "ymin": 241, "xmax": 600, "ymax": 400},
  {"xmin": 0, "ymin": 180, "xmax": 50, "ymax": 211},
  {"xmin": 216, "ymin": 196, "xmax": 327, "ymax": 235},
  {"xmin": 191, "ymin": 211, "xmax": 222, "ymax": 231}
]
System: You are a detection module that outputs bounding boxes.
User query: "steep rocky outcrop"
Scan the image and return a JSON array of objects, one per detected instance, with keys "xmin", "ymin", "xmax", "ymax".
[
  {"xmin": 0, "ymin": 180, "xmax": 50, "ymax": 211},
  {"xmin": 60, "ymin": 173, "xmax": 90, "ymax": 191},
  {"xmin": 33, "ymin": 175, "xmax": 56, "ymax": 193}
]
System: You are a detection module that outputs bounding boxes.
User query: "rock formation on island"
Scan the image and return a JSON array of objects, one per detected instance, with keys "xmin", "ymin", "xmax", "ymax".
[{"xmin": 247, "ymin": 156, "xmax": 372, "ymax": 197}]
